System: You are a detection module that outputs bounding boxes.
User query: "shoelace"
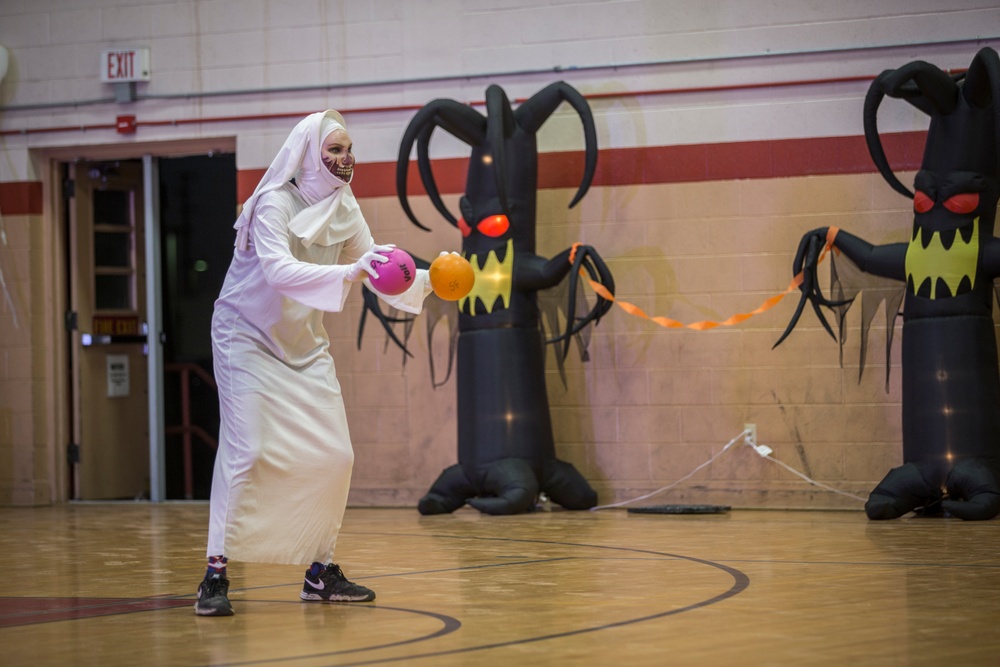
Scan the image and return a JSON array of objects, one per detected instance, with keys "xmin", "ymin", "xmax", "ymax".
[
  {"xmin": 320, "ymin": 565, "xmax": 346, "ymax": 584},
  {"xmin": 203, "ymin": 576, "xmax": 227, "ymax": 595}
]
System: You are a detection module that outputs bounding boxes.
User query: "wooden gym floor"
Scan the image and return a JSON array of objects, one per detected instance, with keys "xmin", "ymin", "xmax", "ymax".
[{"xmin": 1, "ymin": 503, "xmax": 998, "ymax": 666}]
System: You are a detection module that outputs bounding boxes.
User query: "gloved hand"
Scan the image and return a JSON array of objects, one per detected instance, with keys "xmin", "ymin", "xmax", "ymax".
[{"xmin": 345, "ymin": 243, "xmax": 395, "ymax": 282}]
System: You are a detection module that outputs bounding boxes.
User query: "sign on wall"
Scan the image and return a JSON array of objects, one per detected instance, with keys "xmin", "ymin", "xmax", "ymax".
[
  {"xmin": 106, "ymin": 354, "xmax": 130, "ymax": 398},
  {"xmin": 93, "ymin": 315, "xmax": 140, "ymax": 336},
  {"xmin": 100, "ymin": 48, "xmax": 150, "ymax": 83}
]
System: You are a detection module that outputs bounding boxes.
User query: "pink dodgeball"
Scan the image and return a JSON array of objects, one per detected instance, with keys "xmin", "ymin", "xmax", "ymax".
[{"xmin": 369, "ymin": 247, "xmax": 416, "ymax": 296}]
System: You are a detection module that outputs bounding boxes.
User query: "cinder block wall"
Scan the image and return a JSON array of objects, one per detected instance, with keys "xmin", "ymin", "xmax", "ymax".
[
  {"xmin": 341, "ymin": 171, "xmax": 924, "ymax": 510},
  {"xmin": 1, "ymin": 0, "xmax": 998, "ymax": 507}
]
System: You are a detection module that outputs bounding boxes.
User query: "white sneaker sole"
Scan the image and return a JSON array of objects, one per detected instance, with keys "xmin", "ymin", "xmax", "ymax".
[{"xmin": 300, "ymin": 591, "xmax": 375, "ymax": 602}]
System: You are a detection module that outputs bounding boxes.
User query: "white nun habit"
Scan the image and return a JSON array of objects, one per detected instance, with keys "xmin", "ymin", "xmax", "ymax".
[{"xmin": 207, "ymin": 111, "xmax": 430, "ymax": 564}]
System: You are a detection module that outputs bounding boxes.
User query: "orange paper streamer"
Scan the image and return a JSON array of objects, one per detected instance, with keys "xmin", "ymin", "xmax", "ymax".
[{"xmin": 569, "ymin": 227, "xmax": 839, "ymax": 331}]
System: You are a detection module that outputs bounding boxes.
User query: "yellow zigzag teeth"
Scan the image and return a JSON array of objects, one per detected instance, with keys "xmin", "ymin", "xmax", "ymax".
[
  {"xmin": 460, "ymin": 238, "xmax": 514, "ymax": 314},
  {"xmin": 905, "ymin": 217, "xmax": 979, "ymax": 299}
]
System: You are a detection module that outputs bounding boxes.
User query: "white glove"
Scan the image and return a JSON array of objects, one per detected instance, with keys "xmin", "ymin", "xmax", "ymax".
[{"xmin": 345, "ymin": 243, "xmax": 395, "ymax": 282}]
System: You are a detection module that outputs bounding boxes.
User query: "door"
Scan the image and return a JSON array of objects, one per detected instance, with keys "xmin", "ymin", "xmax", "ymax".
[{"xmin": 69, "ymin": 160, "xmax": 150, "ymax": 500}]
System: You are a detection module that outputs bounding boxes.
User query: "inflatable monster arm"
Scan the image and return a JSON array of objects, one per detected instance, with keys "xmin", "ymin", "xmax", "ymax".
[
  {"xmin": 356, "ymin": 253, "xmax": 432, "ymax": 361},
  {"xmin": 776, "ymin": 226, "xmax": 908, "ymax": 347},
  {"xmin": 517, "ymin": 245, "xmax": 615, "ymax": 358}
]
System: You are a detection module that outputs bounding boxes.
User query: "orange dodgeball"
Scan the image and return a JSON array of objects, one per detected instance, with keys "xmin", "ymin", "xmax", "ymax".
[{"xmin": 429, "ymin": 252, "xmax": 475, "ymax": 301}]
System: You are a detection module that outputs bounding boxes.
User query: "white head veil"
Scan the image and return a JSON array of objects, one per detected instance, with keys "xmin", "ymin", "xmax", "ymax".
[{"xmin": 233, "ymin": 110, "xmax": 365, "ymax": 250}]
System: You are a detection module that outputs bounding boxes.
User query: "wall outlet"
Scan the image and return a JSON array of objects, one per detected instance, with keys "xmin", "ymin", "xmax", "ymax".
[{"xmin": 744, "ymin": 423, "xmax": 757, "ymax": 446}]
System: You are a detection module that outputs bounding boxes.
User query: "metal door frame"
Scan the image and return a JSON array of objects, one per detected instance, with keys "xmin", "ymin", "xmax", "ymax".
[
  {"xmin": 143, "ymin": 154, "xmax": 166, "ymax": 501},
  {"xmin": 39, "ymin": 137, "xmax": 235, "ymax": 502}
]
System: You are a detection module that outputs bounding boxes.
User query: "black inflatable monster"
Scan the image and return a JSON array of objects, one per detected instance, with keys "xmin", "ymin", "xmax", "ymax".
[
  {"xmin": 376, "ymin": 81, "xmax": 615, "ymax": 515},
  {"xmin": 777, "ymin": 47, "xmax": 1000, "ymax": 520}
]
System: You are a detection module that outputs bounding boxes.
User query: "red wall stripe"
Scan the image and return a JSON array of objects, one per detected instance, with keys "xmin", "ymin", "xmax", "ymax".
[
  {"xmin": 238, "ymin": 131, "xmax": 927, "ymax": 202},
  {"xmin": 1, "ymin": 132, "xmax": 928, "ymax": 215},
  {"xmin": 0, "ymin": 181, "xmax": 43, "ymax": 215}
]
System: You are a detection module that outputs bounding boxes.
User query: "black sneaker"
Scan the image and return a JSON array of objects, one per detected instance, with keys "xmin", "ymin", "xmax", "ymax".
[
  {"xmin": 300, "ymin": 564, "xmax": 375, "ymax": 602},
  {"xmin": 194, "ymin": 573, "xmax": 234, "ymax": 616}
]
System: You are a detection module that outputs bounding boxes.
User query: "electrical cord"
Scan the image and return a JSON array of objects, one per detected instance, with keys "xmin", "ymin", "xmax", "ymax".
[
  {"xmin": 590, "ymin": 432, "xmax": 744, "ymax": 510},
  {"xmin": 590, "ymin": 428, "xmax": 868, "ymax": 510}
]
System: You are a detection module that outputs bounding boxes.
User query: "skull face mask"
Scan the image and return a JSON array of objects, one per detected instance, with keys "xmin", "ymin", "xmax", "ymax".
[{"xmin": 321, "ymin": 128, "xmax": 355, "ymax": 183}]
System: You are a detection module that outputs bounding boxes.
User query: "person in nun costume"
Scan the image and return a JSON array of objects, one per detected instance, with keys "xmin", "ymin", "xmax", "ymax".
[{"xmin": 195, "ymin": 111, "xmax": 432, "ymax": 616}]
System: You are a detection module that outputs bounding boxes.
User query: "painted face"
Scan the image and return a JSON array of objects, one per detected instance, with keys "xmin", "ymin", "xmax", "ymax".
[{"xmin": 321, "ymin": 129, "xmax": 355, "ymax": 181}]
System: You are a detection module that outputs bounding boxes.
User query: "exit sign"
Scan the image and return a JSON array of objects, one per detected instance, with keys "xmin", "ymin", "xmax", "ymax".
[{"xmin": 100, "ymin": 48, "xmax": 150, "ymax": 83}]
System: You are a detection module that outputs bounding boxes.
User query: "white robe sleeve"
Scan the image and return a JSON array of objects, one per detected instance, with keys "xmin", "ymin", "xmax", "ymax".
[
  {"xmin": 339, "ymin": 229, "xmax": 434, "ymax": 315},
  {"xmin": 252, "ymin": 197, "xmax": 355, "ymax": 313},
  {"xmin": 364, "ymin": 270, "xmax": 433, "ymax": 314}
]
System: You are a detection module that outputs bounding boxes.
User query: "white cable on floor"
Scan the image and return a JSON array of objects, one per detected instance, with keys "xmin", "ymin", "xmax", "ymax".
[
  {"xmin": 756, "ymin": 451, "xmax": 868, "ymax": 502},
  {"xmin": 590, "ymin": 431, "xmax": 744, "ymax": 510},
  {"xmin": 590, "ymin": 429, "xmax": 868, "ymax": 510}
]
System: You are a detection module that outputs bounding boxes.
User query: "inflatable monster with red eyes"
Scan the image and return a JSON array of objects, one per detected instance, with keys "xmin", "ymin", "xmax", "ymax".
[
  {"xmin": 361, "ymin": 81, "xmax": 614, "ymax": 515},
  {"xmin": 777, "ymin": 47, "xmax": 1000, "ymax": 520}
]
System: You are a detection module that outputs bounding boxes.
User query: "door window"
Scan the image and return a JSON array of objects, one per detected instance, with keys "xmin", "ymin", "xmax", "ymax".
[{"xmin": 92, "ymin": 188, "xmax": 136, "ymax": 311}]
